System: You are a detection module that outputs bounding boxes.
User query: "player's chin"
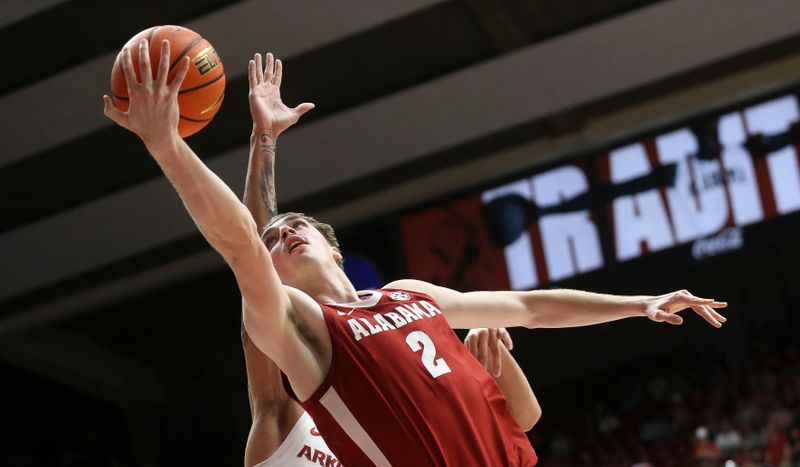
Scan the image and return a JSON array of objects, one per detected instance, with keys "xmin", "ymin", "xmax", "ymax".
[{"xmin": 291, "ymin": 245, "xmax": 309, "ymax": 255}]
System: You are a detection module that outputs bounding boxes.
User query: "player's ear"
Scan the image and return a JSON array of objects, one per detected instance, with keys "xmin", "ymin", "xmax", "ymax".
[{"xmin": 331, "ymin": 247, "xmax": 343, "ymax": 262}]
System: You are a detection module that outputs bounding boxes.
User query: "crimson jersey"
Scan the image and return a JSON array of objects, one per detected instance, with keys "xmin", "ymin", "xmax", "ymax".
[{"xmin": 283, "ymin": 289, "xmax": 537, "ymax": 466}]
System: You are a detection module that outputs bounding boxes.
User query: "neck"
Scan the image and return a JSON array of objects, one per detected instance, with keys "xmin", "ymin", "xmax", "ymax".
[{"xmin": 298, "ymin": 262, "xmax": 360, "ymax": 304}]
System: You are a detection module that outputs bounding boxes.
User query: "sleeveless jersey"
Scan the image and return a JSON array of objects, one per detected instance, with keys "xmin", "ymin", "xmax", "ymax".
[
  {"xmin": 283, "ymin": 289, "xmax": 538, "ymax": 466},
  {"xmin": 254, "ymin": 411, "xmax": 341, "ymax": 467}
]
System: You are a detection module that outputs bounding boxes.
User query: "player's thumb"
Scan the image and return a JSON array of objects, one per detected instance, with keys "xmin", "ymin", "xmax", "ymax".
[
  {"xmin": 656, "ymin": 311, "xmax": 683, "ymax": 325},
  {"xmin": 102, "ymin": 95, "xmax": 126, "ymax": 126},
  {"xmin": 294, "ymin": 102, "xmax": 315, "ymax": 116}
]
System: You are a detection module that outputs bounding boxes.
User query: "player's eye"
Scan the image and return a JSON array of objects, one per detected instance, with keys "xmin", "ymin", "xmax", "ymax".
[
  {"xmin": 293, "ymin": 221, "xmax": 305, "ymax": 228},
  {"xmin": 266, "ymin": 237, "xmax": 276, "ymax": 248}
]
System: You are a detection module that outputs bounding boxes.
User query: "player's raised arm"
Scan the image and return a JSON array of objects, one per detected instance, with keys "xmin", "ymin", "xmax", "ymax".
[
  {"xmin": 243, "ymin": 52, "xmax": 314, "ymax": 228},
  {"xmin": 102, "ymin": 40, "xmax": 312, "ymax": 378},
  {"xmin": 386, "ymin": 279, "xmax": 727, "ymax": 330},
  {"xmin": 465, "ymin": 328, "xmax": 541, "ymax": 431},
  {"xmin": 240, "ymin": 52, "xmax": 314, "ymax": 467}
]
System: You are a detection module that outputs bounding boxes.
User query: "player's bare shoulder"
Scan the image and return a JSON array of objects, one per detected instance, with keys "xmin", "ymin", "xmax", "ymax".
[
  {"xmin": 384, "ymin": 279, "xmax": 459, "ymax": 306},
  {"xmin": 282, "ymin": 284, "xmax": 320, "ymax": 316},
  {"xmin": 283, "ymin": 285, "xmax": 329, "ymax": 337},
  {"xmin": 384, "ymin": 278, "xmax": 438, "ymax": 295},
  {"xmin": 285, "ymin": 286, "xmax": 332, "ymax": 353}
]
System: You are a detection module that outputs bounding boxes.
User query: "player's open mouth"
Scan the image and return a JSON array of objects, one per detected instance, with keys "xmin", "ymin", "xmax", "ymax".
[{"xmin": 286, "ymin": 236, "xmax": 307, "ymax": 253}]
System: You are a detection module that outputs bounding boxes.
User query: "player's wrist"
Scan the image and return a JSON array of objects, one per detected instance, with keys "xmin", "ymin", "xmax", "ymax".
[
  {"xmin": 627, "ymin": 295, "xmax": 651, "ymax": 317},
  {"xmin": 252, "ymin": 124, "xmax": 279, "ymax": 142},
  {"xmin": 142, "ymin": 130, "xmax": 181, "ymax": 156}
]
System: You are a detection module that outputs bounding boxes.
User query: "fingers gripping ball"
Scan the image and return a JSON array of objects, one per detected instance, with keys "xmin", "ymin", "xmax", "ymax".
[{"xmin": 110, "ymin": 26, "xmax": 225, "ymax": 137}]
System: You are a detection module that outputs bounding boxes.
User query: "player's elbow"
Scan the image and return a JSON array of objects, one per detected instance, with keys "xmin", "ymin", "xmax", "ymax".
[
  {"xmin": 521, "ymin": 293, "xmax": 541, "ymax": 329},
  {"xmin": 524, "ymin": 311, "xmax": 539, "ymax": 329},
  {"xmin": 529, "ymin": 404, "xmax": 542, "ymax": 429},
  {"xmin": 213, "ymin": 215, "xmax": 261, "ymax": 260},
  {"xmin": 518, "ymin": 405, "xmax": 542, "ymax": 432}
]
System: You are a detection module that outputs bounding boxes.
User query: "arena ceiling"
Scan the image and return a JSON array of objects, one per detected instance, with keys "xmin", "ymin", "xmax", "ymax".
[{"xmin": 1, "ymin": 0, "xmax": 800, "ymax": 411}]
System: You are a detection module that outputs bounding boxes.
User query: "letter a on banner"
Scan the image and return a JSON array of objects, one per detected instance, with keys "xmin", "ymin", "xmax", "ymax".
[{"xmin": 610, "ymin": 143, "xmax": 676, "ymax": 261}]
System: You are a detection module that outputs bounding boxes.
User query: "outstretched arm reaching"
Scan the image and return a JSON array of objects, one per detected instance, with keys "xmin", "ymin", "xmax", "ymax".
[
  {"xmin": 387, "ymin": 279, "xmax": 727, "ymax": 330},
  {"xmin": 239, "ymin": 52, "xmax": 314, "ymax": 467}
]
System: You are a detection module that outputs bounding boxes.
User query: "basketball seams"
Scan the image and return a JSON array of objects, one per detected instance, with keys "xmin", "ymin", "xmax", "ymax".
[
  {"xmin": 168, "ymin": 36, "xmax": 203, "ymax": 72},
  {"xmin": 147, "ymin": 26, "xmax": 160, "ymax": 47},
  {"xmin": 179, "ymin": 115, "xmax": 214, "ymax": 123},
  {"xmin": 178, "ymin": 72, "xmax": 225, "ymax": 94},
  {"xmin": 177, "ymin": 76, "xmax": 225, "ymax": 125}
]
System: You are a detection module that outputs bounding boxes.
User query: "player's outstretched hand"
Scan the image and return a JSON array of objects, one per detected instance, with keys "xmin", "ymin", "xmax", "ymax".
[
  {"xmin": 465, "ymin": 328, "xmax": 513, "ymax": 378},
  {"xmin": 103, "ymin": 39, "xmax": 190, "ymax": 150},
  {"xmin": 248, "ymin": 52, "xmax": 314, "ymax": 138},
  {"xmin": 644, "ymin": 290, "xmax": 727, "ymax": 327}
]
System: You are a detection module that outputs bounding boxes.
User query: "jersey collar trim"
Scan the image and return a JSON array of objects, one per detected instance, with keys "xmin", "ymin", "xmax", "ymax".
[{"xmin": 325, "ymin": 290, "xmax": 382, "ymax": 308}]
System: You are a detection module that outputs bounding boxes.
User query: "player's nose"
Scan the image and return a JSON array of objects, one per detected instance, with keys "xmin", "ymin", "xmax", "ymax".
[{"xmin": 279, "ymin": 224, "xmax": 296, "ymax": 240}]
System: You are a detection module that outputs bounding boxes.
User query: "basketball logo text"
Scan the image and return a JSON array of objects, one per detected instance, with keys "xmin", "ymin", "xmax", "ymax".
[{"xmin": 194, "ymin": 47, "xmax": 221, "ymax": 76}]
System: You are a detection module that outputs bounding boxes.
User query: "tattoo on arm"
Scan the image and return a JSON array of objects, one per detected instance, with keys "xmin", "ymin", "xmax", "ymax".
[{"xmin": 259, "ymin": 133, "xmax": 278, "ymax": 216}]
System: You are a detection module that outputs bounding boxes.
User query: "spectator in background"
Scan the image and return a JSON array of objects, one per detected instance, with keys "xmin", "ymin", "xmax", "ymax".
[
  {"xmin": 788, "ymin": 426, "xmax": 800, "ymax": 467},
  {"xmin": 771, "ymin": 406, "xmax": 794, "ymax": 431},
  {"xmin": 739, "ymin": 447, "xmax": 768, "ymax": 467},
  {"xmin": 716, "ymin": 419, "xmax": 744, "ymax": 457},
  {"xmin": 597, "ymin": 405, "xmax": 621, "ymax": 437},
  {"xmin": 744, "ymin": 419, "xmax": 769, "ymax": 452},
  {"xmin": 765, "ymin": 421, "xmax": 790, "ymax": 467},
  {"xmin": 693, "ymin": 426, "xmax": 721, "ymax": 467}
]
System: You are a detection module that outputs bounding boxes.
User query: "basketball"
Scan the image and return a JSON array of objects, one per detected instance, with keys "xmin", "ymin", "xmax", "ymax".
[{"xmin": 110, "ymin": 25, "xmax": 225, "ymax": 137}]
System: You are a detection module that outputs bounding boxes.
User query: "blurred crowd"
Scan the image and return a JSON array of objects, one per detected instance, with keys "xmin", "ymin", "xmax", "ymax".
[{"xmin": 537, "ymin": 333, "xmax": 800, "ymax": 467}]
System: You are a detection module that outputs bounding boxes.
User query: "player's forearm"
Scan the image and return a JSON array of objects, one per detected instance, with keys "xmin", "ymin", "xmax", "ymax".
[
  {"xmin": 243, "ymin": 128, "xmax": 278, "ymax": 230},
  {"xmin": 494, "ymin": 345, "xmax": 540, "ymax": 431},
  {"xmin": 526, "ymin": 289, "xmax": 648, "ymax": 328},
  {"xmin": 146, "ymin": 137, "xmax": 260, "ymax": 257}
]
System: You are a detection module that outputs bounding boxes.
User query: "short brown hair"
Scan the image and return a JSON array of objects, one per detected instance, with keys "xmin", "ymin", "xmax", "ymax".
[{"xmin": 262, "ymin": 212, "xmax": 343, "ymax": 268}]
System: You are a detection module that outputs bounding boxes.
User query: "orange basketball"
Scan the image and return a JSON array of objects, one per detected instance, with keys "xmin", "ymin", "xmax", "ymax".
[{"xmin": 110, "ymin": 25, "xmax": 225, "ymax": 137}]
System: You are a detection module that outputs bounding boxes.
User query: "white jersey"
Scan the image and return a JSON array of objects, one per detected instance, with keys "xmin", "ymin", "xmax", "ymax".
[{"xmin": 254, "ymin": 411, "xmax": 341, "ymax": 467}]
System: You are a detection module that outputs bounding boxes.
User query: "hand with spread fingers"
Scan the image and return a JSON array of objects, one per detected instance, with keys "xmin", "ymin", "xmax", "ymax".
[
  {"xmin": 465, "ymin": 328, "xmax": 513, "ymax": 377},
  {"xmin": 248, "ymin": 52, "xmax": 314, "ymax": 138},
  {"xmin": 644, "ymin": 289, "xmax": 727, "ymax": 327},
  {"xmin": 102, "ymin": 39, "xmax": 190, "ymax": 150}
]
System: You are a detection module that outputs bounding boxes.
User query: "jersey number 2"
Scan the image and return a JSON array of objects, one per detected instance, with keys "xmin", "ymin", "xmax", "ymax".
[{"xmin": 405, "ymin": 331, "xmax": 451, "ymax": 378}]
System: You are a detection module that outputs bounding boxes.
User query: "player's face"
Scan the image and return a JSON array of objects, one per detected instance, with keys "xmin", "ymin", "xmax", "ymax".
[{"xmin": 261, "ymin": 217, "xmax": 340, "ymax": 282}]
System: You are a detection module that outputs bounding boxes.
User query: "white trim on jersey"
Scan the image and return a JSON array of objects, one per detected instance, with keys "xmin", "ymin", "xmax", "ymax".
[
  {"xmin": 325, "ymin": 290, "xmax": 382, "ymax": 308},
  {"xmin": 319, "ymin": 386, "xmax": 391, "ymax": 467},
  {"xmin": 254, "ymin": 412, "xmax": 336, "ymax": 467}
]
